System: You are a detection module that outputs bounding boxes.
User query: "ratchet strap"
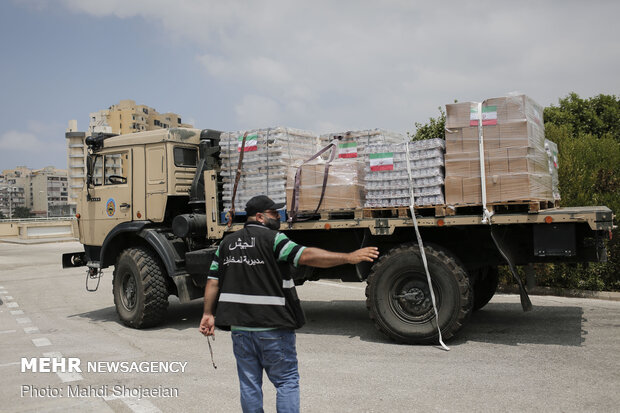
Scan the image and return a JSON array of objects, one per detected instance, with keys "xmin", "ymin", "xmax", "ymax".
[
  {"xmin": 226, "ymin": 131, "xmax": 249, "ymax": 227},
  {"xmin": 472, "ymin": 103, "xmax": 532, "ymax": 311},
  {"xmin": 288, "ymin": 142, "xmax": 337, "ymax": 224},
  {"xmin": 475, "ymin": 102, "xmax": 494, "ymax": 224},
  {"xmin": 405, "ymin": 141, "xmax": 449, "ymax": 351}
]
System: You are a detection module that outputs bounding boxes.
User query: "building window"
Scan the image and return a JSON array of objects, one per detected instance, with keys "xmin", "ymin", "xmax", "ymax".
[{"xmin": 143, "ymin": 108, "xmax": 148, "ymax": 114}]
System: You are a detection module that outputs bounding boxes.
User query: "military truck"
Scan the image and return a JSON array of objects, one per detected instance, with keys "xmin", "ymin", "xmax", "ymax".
[{"xmin": 62, "ymin": 127, "xmax": 614, "ymax": 344}]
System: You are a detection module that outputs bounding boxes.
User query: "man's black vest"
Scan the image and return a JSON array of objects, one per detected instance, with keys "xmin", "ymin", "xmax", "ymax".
[{"xmin": 214, "ymin": 222, "xmax": 306, "ymax": 330}]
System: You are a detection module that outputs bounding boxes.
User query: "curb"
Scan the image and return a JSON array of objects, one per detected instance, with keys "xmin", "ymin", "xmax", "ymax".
[{"xmin": 498, "ymin": 284, "xmax": 620, "ymax": 302}]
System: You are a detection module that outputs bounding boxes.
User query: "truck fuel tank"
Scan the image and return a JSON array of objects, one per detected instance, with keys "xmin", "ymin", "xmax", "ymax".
[{"xmin": 172, "ymin": 214, "xmax": 207, "ymax": 238}]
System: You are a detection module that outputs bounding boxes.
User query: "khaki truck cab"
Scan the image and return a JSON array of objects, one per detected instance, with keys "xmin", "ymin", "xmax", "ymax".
[{"xmin": 65, "ymin": 128, "xmax": 220, "ymax": 328}]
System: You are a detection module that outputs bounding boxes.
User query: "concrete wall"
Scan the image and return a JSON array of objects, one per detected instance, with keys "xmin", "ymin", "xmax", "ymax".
[{"xmin": 0, "ymin": 219, "xmax": 78, "ymax": 240}]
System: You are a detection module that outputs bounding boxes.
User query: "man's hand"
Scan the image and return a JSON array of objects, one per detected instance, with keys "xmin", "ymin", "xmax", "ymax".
[
  {"xmin": 347, "ymin": 247, "xmax": 380, "ymax": 264},
  {"xmin": 199, "ymin": 314, "xmax": 215, "ymax": 336}
]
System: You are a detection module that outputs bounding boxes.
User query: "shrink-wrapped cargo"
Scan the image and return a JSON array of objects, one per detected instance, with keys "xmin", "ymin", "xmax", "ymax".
[
  {"xmin": 320, "ymin": 129, "xmax": 405, "ymax": 161},
  {"xmin": 364, "ymin": 139, "xmax": 445, "ymax": 207},
  {"xmin": 444, "ymin": 94, "xmax": 556, "ymax": 205},
  {"xmin": 220, "ymin": 127, "xmax": 319, "ymax": 211},
  {"xmin": 286, "ymin": 158, "xmax": 365, "ymax": 212}
]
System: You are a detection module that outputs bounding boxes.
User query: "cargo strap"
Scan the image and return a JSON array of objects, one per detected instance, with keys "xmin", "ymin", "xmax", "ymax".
[
  {"xmin": 473, "ymin": 103, "xmax": 532, "ymax": 311},
  {"xmin": 226, "ymin": 131, "xmax": 249, "ymax": 227},
  {"xmin": 405, "ymin": 141, "xmax": 449, "ymax": 351},
  {"xmin": 475, "ymin": 102, "xmax": 494, "ymax": 224},
  {"xmin": 288, "ymin": 142, "xmax": 337, "ymax": 224}
]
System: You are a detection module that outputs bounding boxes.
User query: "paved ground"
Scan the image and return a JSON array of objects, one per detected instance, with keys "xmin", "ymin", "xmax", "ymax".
[{"xmin": 1, "ymin": 241, "xmax": 619, "ymax": 412}]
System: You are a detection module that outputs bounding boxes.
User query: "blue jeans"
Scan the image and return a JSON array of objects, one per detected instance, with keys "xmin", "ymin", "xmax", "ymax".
[{"xmin": 231, "ymin": 329, "xmax": 299, "ymax": 413}]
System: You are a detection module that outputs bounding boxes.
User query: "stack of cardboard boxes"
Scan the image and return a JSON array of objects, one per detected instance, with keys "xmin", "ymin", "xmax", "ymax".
[
  {"xmin": 286, "ymin": 159, "xmax": 365, "ymax": 211},
  {"xmin": 444, "ymin": 94, "xmax": 554, "ymax": 205}
]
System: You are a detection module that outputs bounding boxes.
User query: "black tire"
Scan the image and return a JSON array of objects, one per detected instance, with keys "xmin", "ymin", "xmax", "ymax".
[
  {"xmin": 365, "ymin": 243, "xmax": 472, "ymax": 344},
  {"xmin": 472, "ymin": 266, "xmax": 499, "ymax": 311},
  {"xmin": 113, "ymin": 247, "xmax": 169, "ymax": 328}
]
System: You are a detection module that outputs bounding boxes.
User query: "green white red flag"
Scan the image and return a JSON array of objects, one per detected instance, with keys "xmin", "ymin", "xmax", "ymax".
[
  {"xmin": 369, "ymin": 152, "xmax": 394, "ymax": 171},
  {"xmin": 338, "ymin": 142, "xmax": 358, "ymax": 158},
  {"xmin": 470, "ymin": 105, "xmax": 497, "ymax": 126},
  {"xmin": 238, "ymin": 134, "xmax": 258, "ymax": 152}
]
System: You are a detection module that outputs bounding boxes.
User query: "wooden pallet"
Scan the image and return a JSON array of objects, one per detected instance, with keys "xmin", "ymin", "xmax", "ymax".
[
  {"xmin": 436, "ymin": 200, "xmax": 558, "ymax": 217},
  {"xmin": 362, "ymin": 207, "xmax": 410, "ymax": 219},
  {"xmin": 294, "ymin": 208, "xmax": 363, "ymax": 221}
]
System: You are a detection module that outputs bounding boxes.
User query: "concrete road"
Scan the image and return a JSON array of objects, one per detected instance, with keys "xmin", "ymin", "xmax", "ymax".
[{"xmin": 1, "ymin": 241, "xmax": 619, "ymax": 412}]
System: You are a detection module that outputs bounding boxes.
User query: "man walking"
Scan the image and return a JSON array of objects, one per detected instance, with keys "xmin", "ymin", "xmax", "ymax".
[{"xmin": 199, "ymin": 195, "xmax": 379, "ymax": 412}]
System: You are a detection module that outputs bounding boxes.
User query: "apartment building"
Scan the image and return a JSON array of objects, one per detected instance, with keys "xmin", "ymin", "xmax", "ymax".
[
  {"xmin": 88, "ymin": 99, "xmax": 192, "ymax": 135},
  {"xmin": 0, "ymin": 166, "xmax": 68, "ymax": 218},
  {"xmin": 28, "ymin": 166, "xmax": 70, "ymax": 217}
]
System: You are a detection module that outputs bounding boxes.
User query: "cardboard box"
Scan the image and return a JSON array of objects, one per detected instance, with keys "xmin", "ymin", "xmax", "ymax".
[
  {"xmin": 444, "ymin": 152, "xmax": 471, "ymax": 177},
  {"xmin": 446, "ymin": 103, "xmax": 472, "ymax": 129},
  {"xmin": 445, "ymin": 176, "xmax": 463, "ymax": 204},
  {"xmin": 462, "ymin": 176, "xmax": 501, "ymax": 204},
  {"xmin": 286, "ymin": 159, "xmax": 364, "ymax": 211},
  {"xmin": 445, "ymin": 128, "xmax": 462, "ymax": 153},
  {"xmin": 487, "ymin": 148, "xmax": 508, "ymax": 175},
  {"xmin": 500, "ymin": 174, "xmax": 553, "ymax": 202},
  {"xmin": 507, "ymin": 147, "xmax": 548, "ymax": 174}
]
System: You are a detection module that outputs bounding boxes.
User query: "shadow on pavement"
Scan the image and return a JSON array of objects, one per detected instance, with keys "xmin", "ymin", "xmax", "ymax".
[
  {"xmin": 68, "ymin": 299, "xmax": 585, "ymax": 347},
  {"xmin": 456, "ymin": 302, "xmax": 585, "ymax": 346}
]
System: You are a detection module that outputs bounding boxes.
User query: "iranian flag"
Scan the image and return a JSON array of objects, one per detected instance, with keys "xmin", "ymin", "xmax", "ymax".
[
  {"xmin": 238, "ymin": 134, "xmax": 258, "ymax": 152},
  {"xmin": 338, "ymin": 142, "xmax": 358, "ymax": 158},
  {"xmin": 470, "ymin": 105, "xmax": 498, "ymax": 126},
  {"xmin": 369, "ymin": 152, "xmax": 394, "ymax": 171}
]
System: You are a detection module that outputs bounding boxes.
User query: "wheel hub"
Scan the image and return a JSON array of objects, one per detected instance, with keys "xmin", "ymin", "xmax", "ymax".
[
  {"xmin": 121, "ymin": 273, "xmax": 137, "ymax": 311},
  {"xmin": 389, "ymin": 275, "xmax": 437, "ymax": 322}
]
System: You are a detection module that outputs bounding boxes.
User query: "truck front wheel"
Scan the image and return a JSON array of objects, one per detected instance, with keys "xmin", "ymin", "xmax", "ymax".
[
  {"xmin": 365, "ymin": 243, "xmax": 472, "ymax": 344},
  {"xmin": 113, "ymin": 247, "xmax": 169, "ymax": 328}
]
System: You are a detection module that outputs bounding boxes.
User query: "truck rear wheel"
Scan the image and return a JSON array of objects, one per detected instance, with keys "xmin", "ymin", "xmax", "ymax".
[
  {"xmin": 472, "ymin": 266, "xmax": 499, "ymax": 311},
  {"xmin": 113, "ymin": 247, "xmax": 169, "ymax": 328},
  {"xmin": 365, "ymin": 243, "xmax": 472, "ymax": 344}
]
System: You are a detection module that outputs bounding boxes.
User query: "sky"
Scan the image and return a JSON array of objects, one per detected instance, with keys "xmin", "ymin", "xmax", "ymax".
[{"xmin": 1, "ymin": 0, "xmax": 619, "ymax": 170}]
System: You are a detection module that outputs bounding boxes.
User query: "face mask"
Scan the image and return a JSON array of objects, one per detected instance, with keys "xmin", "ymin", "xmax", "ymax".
[{"xmin": 263, "ymin": 216, "xmax": 281, "ymax": 231}]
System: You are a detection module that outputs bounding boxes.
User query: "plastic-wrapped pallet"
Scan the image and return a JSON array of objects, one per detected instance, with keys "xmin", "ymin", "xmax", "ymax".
[
  {"xmin": 286, "ymin": 158, "xmax": 365, "ymax": 212},
  {"xmin": 364, "ymin": 139, "xmax": 445, "ymax": 208},
  {"xmin": 443, "ymin": 94, "xmax": 555, "ymax": 205},
  {"xmin": 319, "ymin": 129, "xmax": 405, "ymax": 160},
  {"xmin": 220, "ymin": 127, "xmax": 320, "ymax": 211},
  {"xmin": 544, "ymin": 139, "xmax": 560, "ymax": 201}
]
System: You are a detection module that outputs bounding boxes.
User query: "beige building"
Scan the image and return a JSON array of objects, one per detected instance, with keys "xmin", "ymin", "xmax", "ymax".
[
  {"xmin": 89, "ymin": 99, "xmax": 192, "ymax": 135},
  {"xmin": 66, "ymin": 120, "xmax": 87, "ymax": 208},
  {"xmin": 0, "ymin": 169, "xmax": 27, "ymax": 218},
  {"xmin": 28, "ymin": 166, "xmax": 70, "ymax": 217},
  {"xmin": 0, "ymin": 166, "xmax": 68, "ymax": 218}
]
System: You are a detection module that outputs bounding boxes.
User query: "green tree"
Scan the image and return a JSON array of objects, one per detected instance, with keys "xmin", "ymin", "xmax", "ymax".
[
  {"xmin": 544, "ymin": 92, "xmax": 620, "ymax": 141},
  {"xmin": 13, "ymin": 207, "xmax": 34, "ymax": 218},
  {"xmin": 0, "ymin": 210, "xmax": 6, "ymax": 219},
  {"xmin": 409, "ymin": 106, "xmax": 446, "ymax": 141},
  {"xmin": 538, "ymin": 94, "xmax": 620, "ymax": 291}
]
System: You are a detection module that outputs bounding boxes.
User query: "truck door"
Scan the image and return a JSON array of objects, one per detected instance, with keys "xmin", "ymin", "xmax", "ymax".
[{"xmin": 81, "ymin": 150, "xmax": 132, "ymax": 246}]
